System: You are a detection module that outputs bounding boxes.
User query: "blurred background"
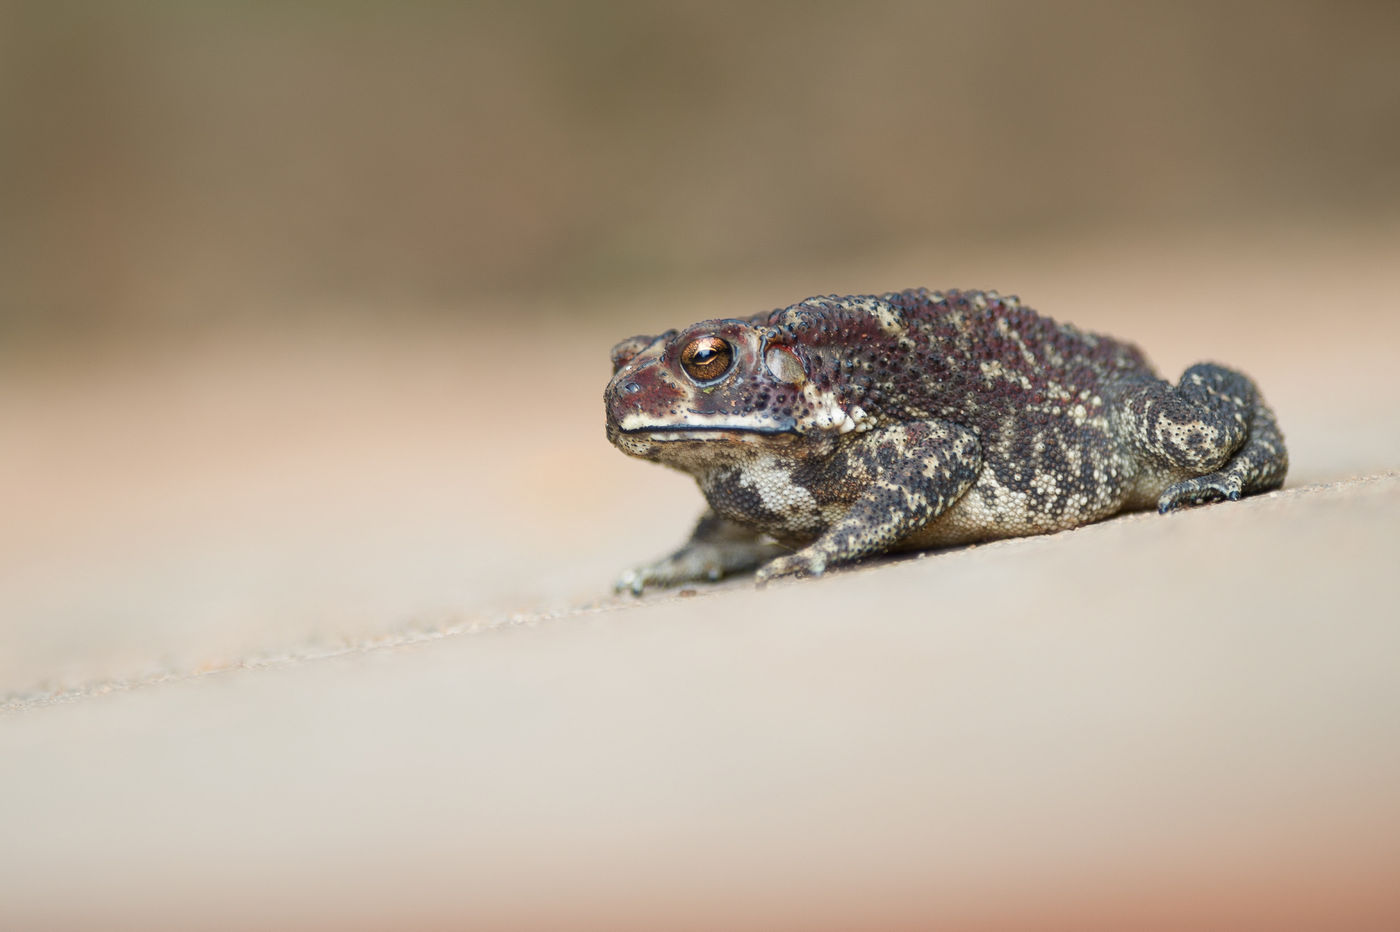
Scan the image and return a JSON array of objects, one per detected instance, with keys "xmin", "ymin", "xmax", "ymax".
[
  {"xmin": 3, "ymin": 0, "xmax": 1399, "ymax": 692},
  {"xmin": 3, "ymin": 1, "xmax": 1398, "ymax": 335}
]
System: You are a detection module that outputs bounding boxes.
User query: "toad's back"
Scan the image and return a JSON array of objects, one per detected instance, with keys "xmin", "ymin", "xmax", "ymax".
[{"xmin": 748, "ymin": 288, "xmax": 1156, "ymax": 435}]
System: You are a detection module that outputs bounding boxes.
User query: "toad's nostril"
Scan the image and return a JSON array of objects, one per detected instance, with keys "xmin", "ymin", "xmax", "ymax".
[{"xmin": 624, "ymin": 382, "xmax": 642, "ymax": 394}]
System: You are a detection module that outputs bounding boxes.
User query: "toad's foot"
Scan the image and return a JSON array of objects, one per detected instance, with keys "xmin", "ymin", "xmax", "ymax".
[
  {"xmin": 1158, "ymin": 471, "xmax": 1244, "ymax": 512},
  {"xmin": 753, "ymin": 549, "xmax": 828, "ymax": 587},
  {"xmin": 615, "ymin": 511, "xmax": 784, "ymax": 595}
]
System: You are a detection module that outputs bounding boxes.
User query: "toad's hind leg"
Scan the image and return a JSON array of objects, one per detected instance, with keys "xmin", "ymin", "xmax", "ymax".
[{"xmin": 1115, "ymin": 362, "xmax": 1288, "ymax": 512}]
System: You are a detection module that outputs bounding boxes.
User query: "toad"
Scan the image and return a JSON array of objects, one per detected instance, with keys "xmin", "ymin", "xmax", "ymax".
[{"xmin": 605, "ymin": 289, "xmax": 1287, "ymax": 591}]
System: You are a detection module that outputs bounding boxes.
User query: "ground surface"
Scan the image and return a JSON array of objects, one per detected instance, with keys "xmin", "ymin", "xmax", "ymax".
[{"xmin": 3, "ymin": 227, "xmax": 1398, "ymax": 929}]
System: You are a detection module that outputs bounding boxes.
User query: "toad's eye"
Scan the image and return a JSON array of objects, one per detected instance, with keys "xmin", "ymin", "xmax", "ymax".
[{"xmin": 679, "ymin": 336, "xmax": 734, "ymax": 383}]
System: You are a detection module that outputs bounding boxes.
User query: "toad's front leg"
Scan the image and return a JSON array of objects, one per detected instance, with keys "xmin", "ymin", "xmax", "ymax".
[
  {"xmin": 757, "ymin": 420, "xmax": 982, "ymax": 584},
  {"xmin": 616, "ymin": 509, "xmax": 787, "ymax": 594}
]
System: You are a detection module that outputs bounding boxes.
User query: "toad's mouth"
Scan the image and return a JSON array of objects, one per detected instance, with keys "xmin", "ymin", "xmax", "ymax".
[{"xmin": 619, "ymin": 421, "xmax": 798, "ymax": 442}]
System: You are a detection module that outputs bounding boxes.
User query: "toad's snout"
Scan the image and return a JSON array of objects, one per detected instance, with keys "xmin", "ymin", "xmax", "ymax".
[{"xmin": 605, "ymin": 359, "xmax": 686, "ymax": 432}]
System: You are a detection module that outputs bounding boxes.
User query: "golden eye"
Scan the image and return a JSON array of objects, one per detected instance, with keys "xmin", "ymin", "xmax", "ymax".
[{"xmin": 679, "ymin": 336, "xmax": 734, "ymax": 382}]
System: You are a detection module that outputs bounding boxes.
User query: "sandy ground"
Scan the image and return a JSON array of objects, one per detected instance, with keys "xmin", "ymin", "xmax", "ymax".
[{"xmin": 3, "ymin": 225, "xmax": 1399, "ymax": 928}]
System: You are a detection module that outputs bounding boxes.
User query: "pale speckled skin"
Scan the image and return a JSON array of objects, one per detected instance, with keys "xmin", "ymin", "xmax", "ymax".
[{"xmin": 604, "ymin": 289, "xmax": 1287, "ymax": 591}]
